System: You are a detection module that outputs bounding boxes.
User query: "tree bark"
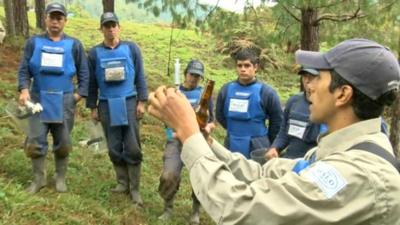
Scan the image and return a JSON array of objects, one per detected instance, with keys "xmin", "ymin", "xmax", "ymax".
[
  {"xmin": 389, "ymin": 92, "xmax": 400, "ymax": 158},
  {"xmin": 14, "ymin": 0, "xmax": 29, "ymax": 38},
  {"xmin": 389, "ymin": 34, "xmax": 400, "ymax": 158},
  {"xmin": 102, "ymin": 0, "xmax": 115, "ymax": 13},
  {"xmin": 4, "ymin": 0, "xmax": 16, "ymax": 36},
  {"xmin": 300, "ymin": 8, "xmax": 319, "ymax": 51},
  {"xmin": 35, "ymin": 0, "xmax": 46, "ymax": 30}
]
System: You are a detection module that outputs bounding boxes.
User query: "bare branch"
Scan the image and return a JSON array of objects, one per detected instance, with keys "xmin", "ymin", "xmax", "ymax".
[
  {"xmin": 314, "ymin": 0, "xmax": 348, "ymax": 9},
  {"xmin": 276, "ymin": 0, "xmax": 301, "ymax": 10},
  {"xmin": 199, "ymin": 0, "xmax": 221, "ymax": 23},
  {"xmin": 280, "ymin": 3, "xmax": 301, "ymax": 22},
  {"xmin": 315, "ymin": 0, "xmax": 398, "ymax": 24},
  {"xmin": 315, "ymin": 6, "xmax": 365, "ymax": 24},
  {"xmin": 379, "ymin": 0, "xmax": 398, "ymax": 11},
  {"xmin": 245, "ymin": 3, "xmax": 259, "ymax": 23}
]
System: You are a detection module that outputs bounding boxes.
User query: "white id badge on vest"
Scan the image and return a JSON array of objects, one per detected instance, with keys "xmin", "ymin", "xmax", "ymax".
[
  {"xmin": 229, "ymin": 98, "xmax": 249, "ymax": 113},
  {"xmin": 188, "ymin": 98, "xmax": 198, "ymax": 105},
  {"xmin": 41, "ymin": 52, "xmax": 63, "ymax": 68},
  {"xmin": 101, "ymin": 58, "xmax": 127, "ymax": 82},
  {"xmin": 105, "ymin": 67, "xmax": 125, "ymax": 81},
  {"xmin": 288, "ymin": 119, "xmax": 307, "ymax": 139},
  {"xmin": 40, "ymin": 46, "xmax": 65, "ymax": 75}
]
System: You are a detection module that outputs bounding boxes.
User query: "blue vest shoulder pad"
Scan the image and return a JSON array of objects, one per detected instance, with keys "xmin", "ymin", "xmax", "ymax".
[{"xmin": 180, "ymin": 86, "xmax": 203, "ymax": 107}]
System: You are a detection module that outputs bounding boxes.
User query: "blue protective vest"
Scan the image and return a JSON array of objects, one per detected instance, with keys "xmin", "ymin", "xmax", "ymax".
[
  {"xmin": 95, "ymin": 44, "xmax": 136, "ymax": 100},
  {"xmin": 284, "ymin": 93, "xmax": 320, "ymax": 159},
  {"xmin": 94, "ymin": 43, "xmax": 136, "ymax": 126},
  {"xmin": 29, "ymin": 36, "xmax": 76, "ymax": 93},
  {"xmin": 165, "ymin": 86, "xmax": 203, "ymax": 139},
  {"xmin": 180, "ymin": 86, "xmax": 202, "ymax": 107},
  {"xmin": 29, "ymin": 36, "xmax": 76, "ymax": 123},
  {"xmin": 224, "ymin": 82, "xmax": 268, "ymax": 158}
]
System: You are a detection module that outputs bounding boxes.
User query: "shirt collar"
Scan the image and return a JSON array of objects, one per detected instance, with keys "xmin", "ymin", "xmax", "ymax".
[
  {"xmin": 179, "ymin": 84, "xmax": 199, "ymax": 91},
  {"xmin": 44, "ymin": 32, "xmax": 66, "ymax": 40},
  {"xmin": 236, "ymin": 77, "xmax": 258, "ymax": 86},
  {"xmin": 316, "ymin": 118, "xmax": 381, "ymax": 159},
  {"xmin": 101, "ymin": 40, "xmax": 121, "ymax": 49}
]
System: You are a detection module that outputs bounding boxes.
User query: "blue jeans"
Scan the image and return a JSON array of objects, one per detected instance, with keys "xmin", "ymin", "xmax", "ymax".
[
  {"xmin": 98, "ymin": 96, "xmax": 142, "ymax": 166},
  {"xmin": 25, "ymin": 92, "xmax": 76, "ymax": 158}
]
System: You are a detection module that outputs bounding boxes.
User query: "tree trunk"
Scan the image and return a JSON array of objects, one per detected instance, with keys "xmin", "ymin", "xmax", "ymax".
[
  {"xmin": 389, "ymin": 35, "xmax": 400, "ymax": 158},
  {"xmin": 102, "ymin": 0, "xmax": 115, "ymax": 13},
  {"xmin": 300, "ymin": 8, "xmax": 319, "ymax": 51},
  {"xmin": 4, "ymin": 0, "xmax": 16, "ymax": 36},
  {"xmin": 35, "ymin": 0, "xmax": 46, "ymax": 30},
  {"xmin": 389, "ymin": 92, "xmax": 400, "ymax": 158},
  {"xmin": 14, "ymin": 0, "xmax": 29, "ymax": 38}
]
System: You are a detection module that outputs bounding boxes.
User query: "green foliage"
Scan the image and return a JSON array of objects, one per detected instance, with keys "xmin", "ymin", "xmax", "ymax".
[
  {"xmin": 45, "ymin": 0, "xmax": 170, "ymax": 23},
  {"xmin": 271, "ymin": 0, "xmax": 400, "ymax": 50},
  {"xmin": 320, "ymin": 1, "xmax": 400, "ymax": 52},
  {"xmin": 0, "ymin": 9, "xmax": 297, "ymax": 225},
  {"xmin": 126, "ymin": 0, "xmax": 211, "ymax": 28}
]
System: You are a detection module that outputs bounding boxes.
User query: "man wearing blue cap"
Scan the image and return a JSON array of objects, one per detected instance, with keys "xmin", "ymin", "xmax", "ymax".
[
  {"xmin": 18, "ymin": 2, "xmax": 89, "ymax": 194},
  {"xmin": 158, "ymin": 60, "xmax": 215, "ymax": 224},
  {"xmin": 266, "ymin": 67, "xmax": 325, "ymax": 159},
  {"xmin": 86, "ymin": 12, "xmax": 148, "ymax": 206},
  {"xmin": 148, "ymin": 39, "xmax": 400, "ymax": 224}
]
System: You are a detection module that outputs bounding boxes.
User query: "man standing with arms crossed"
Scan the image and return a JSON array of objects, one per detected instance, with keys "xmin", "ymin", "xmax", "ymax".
[
  {"xmin": 86, "ymin": 12, "xmax": 148, "ymax": 206},
  {"xmin": 18, "ymin": 2, "xmax": 89, "ymax": 194}
]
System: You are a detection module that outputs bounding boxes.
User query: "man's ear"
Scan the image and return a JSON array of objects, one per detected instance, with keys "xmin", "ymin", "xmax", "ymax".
[
  {"xmin": 254, "ymin": 63, "xmax": 259, "ymax": 71},
  {"xmin": 335, "ymin": 85, "xmax": 353, "ymax": 107}
]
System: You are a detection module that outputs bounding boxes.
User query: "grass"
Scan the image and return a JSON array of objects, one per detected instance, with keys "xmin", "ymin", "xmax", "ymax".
[{"xmin": 0, "ymin": 7, "xmax": 299, "ymax": 225}]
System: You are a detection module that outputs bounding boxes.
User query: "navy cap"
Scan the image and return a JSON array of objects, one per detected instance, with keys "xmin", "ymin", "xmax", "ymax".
[
  {"xmin": 45, "ymin": 2, "xmax": 67, "ymax": 16},
  {"xmin": 296, "ymin": 39, "xmax": 400, "ymax": 100},
  {"xmin": 100, "ymin": 12, "xmax": 119, "ymax": 26},
  {"xmin": 298, "ymin": 67, "xmax": 319, "ymax": 76},
  {"xmin": 186, "ymin": 60, "xmax": 204, "ymax": 77}
]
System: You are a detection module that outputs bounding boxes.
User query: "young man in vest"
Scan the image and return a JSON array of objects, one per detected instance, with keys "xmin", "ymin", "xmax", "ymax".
[
  {"xmin": 86, "ymin": 12, "xmax": 148, "ymax": 206},
  {"xmin": 266, "ymin": 67, "xmax": 325, "ymax": 159},
  {"xmin": 18, "ymin": 2, "xmax": 89, "ymax": 194},
  {"xmin": 148, "ymin": 39, "xmax": 400, "ymax": 224},
  {"xmin": 158, "ymin": 60, "xmax": 215, "ymax": 224},
  {"xmin": 216, "ymin": 48, "xmax": 283, "ymax": 158}
]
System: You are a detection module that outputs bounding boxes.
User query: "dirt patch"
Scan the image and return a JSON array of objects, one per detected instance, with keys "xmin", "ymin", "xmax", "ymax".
[
  {"xmin": 0, "ymin": 44, "xmax": 20, "ymax": 99},
  {"xmin": 0, "ymin": 44, "xmax": 21, "ymax": 82}
]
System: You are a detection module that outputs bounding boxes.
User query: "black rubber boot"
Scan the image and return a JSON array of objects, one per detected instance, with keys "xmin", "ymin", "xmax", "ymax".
[
  {"xmin": 127, "ymin": 164, "xmax": 143, "ymax": 206},
  {"xmin": 111, "ymin": 164, "xmax": 128, "ymax": 193},
  {"xmin": 26, "ymin": 156, "xmax": 47, "ymax": 194},
  {"xmin": 55, "ymin": 156, "xmax": 68, "ymax": 192}
]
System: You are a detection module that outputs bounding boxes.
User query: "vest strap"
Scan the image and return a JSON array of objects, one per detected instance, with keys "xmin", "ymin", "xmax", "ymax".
[{"xmin": 348, "ymin": 142, "xmax": 400, "ymax": 173}]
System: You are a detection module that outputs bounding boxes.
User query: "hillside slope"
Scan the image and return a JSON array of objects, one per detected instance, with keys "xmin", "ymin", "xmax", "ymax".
[{"xmin": 0, "ymin": 14, "xmax": 297, "ymax": 225}]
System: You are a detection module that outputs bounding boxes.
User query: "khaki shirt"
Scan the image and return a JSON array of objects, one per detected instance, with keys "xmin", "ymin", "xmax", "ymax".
[{"xmin": 181, "ymin": 118, "xmax": 400, "ymax": 225}]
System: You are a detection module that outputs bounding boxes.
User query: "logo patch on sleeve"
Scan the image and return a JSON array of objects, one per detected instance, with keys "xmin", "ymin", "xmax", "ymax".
[{"xmin": 303, "ymin": 162, "xmax": 347, "ymax": 199}]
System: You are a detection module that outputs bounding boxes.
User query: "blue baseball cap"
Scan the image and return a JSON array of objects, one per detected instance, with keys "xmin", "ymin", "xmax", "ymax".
[
  {"xmin": 186, "ymin": 60, "xmax": 204, "ymax": 77},
  {"xmin": 45, "ymin": 3, "xmax": 67, "ymax": 16},
  {"xmin": 296, "ymin": 39, "xmax": 400, "ymax": 100},
  {"xmin": 100, "ymin": 12, "xmax": 119, "ymax": 26},
  {"xmin": 298, "ymin": 67, "xmax": 319, "ymax": 76}
]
